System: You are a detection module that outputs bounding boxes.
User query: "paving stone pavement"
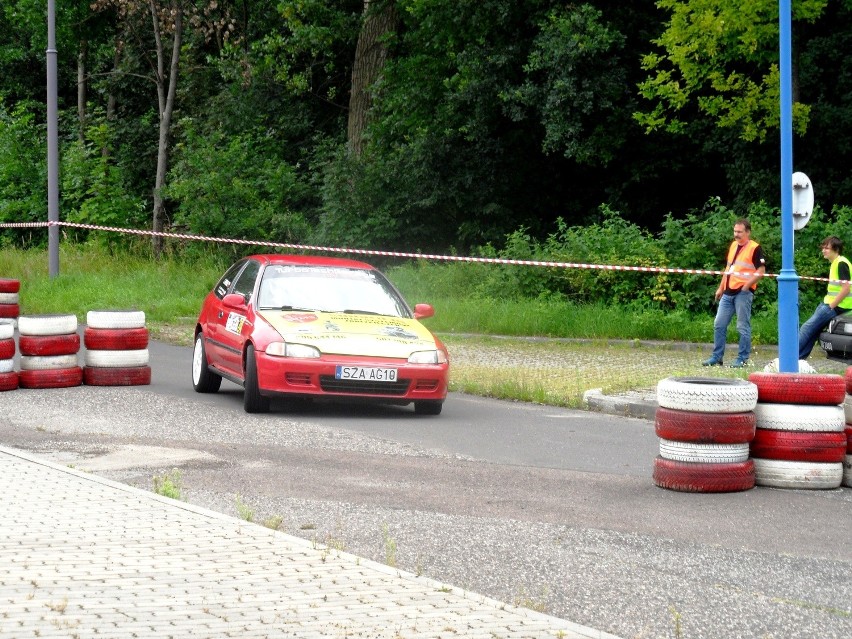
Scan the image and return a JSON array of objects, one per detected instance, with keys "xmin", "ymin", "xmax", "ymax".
[{"xmin": 0, "ymin": 446, "xmax": 621, "ymax": 639}]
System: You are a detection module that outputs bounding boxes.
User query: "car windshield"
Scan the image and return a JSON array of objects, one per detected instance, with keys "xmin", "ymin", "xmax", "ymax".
[{"xmin": 256, "ymin": 265, "xmax": 410, "ymax": 318}]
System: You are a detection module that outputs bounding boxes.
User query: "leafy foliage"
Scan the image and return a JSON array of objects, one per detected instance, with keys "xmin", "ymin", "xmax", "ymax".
[
  {"xmin": 0, "ymin": 101, "xmax": 46, "ymax": 244},
  {"xmin": 166, "ymin": 120, "xmax": 314, "ymax": 246},
  {"xmin": 637, "ymin": 0, "xmax": 827, "ymax": 141}
]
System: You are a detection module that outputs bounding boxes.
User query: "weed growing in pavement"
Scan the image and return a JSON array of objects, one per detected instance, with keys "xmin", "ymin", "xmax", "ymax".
[
  {"xmin": 382, "ymin": 523, "xmax": 397, "ymax": 568},
  {"xmin": 669, "ymin": 605, "xmax": 684, "ymax": 638},
  {"xmin": 513, "ymin": 586, "xmax": 548, "ymax": 613},
  {"xmin": 314, "ymin": 532, "xmax": 346, "ymax": 563},
  {"xmin": 234, "ymin": 495, "xmax": 254, "ymax": 522},
  {"xmin": 263, "ymin": 515, "xmax": 284, "ymax": 531},
  {"xmin": 152, "ymin": 469, "xmax": 183, "ymax": 500}
]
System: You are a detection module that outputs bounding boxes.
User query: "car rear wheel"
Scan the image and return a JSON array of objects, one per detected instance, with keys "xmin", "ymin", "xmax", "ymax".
[
  {"xmin": 414, "ymin": 400, "xmax": 443, "ymax": 416},
  {"xmin": 192, "ymin": 334, "xmax": 221, "ymax": 393},
  {"xmin": 244, "ymin": 344, "xmax": 270, "ymax": 413}
]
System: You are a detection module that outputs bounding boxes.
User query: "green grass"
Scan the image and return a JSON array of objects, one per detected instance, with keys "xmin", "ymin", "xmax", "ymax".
[{"xmin": 0, "ymin": 244, "xmax": 818, "ymax": 407}]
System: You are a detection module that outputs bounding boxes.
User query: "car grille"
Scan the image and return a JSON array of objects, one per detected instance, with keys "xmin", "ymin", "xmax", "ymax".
[
  {"xmin": 413, "ymin": 379, "xmax": 439, "ymax": 391},
  {"xmin": 319, "ymin": 376, "xmax": 410, "ymax": 396}
]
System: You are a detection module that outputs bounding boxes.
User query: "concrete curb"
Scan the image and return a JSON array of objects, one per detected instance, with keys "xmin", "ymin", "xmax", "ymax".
[{"xmin": 583, "ymin": 388, "xmax": 657, "ymax": 421}]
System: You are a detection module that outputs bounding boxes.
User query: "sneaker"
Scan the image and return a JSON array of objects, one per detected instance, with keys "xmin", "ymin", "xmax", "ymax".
[
  {"xmin": 730, "ymin": 358, "xmax": 748, "ymax": 368},
  {"xmin": 702, "ymin": 357, "xmax": 723, "ymax": 366}
]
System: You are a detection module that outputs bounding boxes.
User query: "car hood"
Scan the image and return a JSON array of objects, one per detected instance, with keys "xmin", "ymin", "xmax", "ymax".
[{"xmin": 258, "ymin": 310, "xmax": 437, "ymax": 358}]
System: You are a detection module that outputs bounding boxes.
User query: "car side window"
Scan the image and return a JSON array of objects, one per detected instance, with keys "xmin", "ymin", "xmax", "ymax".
[
  {"xmin": 214, "ymin": 260, "xmax": 247, "ymax": 300},
  {"xmin": 231, "ymin": 260, "xmax": 261, "ymax": 302}
]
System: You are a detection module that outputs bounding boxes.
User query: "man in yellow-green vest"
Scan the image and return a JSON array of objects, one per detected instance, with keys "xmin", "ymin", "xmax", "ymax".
[{"xmin": 799, "ymin": 236, "xmax": 852, "ymax": 359}]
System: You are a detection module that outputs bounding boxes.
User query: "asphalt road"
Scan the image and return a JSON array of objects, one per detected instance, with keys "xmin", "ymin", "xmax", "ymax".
[{"xmin": 2, "ymin": 338, "xmax": 851, "ymax": 639}]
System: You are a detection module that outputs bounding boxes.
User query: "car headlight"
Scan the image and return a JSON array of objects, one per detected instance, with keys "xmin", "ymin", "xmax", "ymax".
[
  {"xmin": 408, "ymin": 349, "xmax": 448, "ymax": 364},
  {"xmin": 266, "ymin": 342, "xmax": 321, "ymax": 358}
]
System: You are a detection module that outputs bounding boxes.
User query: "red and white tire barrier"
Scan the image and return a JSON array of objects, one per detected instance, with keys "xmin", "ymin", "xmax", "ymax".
[
  {"xmin": 749, "ymin": 373, "xmax": 846, "ymax": 490},
  {"xmin": 0, "ymin": 279, "xmax": 19, "ymax": 324},
  {"xmin": 844, "ymin": 371, "xmax": 852, "ymax": 488},
  {"xmin": 0, "ymin": 322, "xmax": 16, "ymax": 391},
  {"xmin": 16, "ymin": 314, "xmax": 82, "ymax": 389},
  {"xmin": 653, "ymin": 377, "xmax": 758, "ymax": 493},
  {"xmin": 83, "ymin": 310, "xmax": 150, "ymax": 386}
]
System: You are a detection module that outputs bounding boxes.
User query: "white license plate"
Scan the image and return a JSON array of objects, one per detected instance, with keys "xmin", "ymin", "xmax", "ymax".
[{"xmin": 335, "ymin": 366, "xmax": 398, "ymax": 382}]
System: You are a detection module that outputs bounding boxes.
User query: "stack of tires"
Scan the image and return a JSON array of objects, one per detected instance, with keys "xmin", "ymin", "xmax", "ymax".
[
  {"xmin": 17, "ymin": 314, "xmax": 83, "ymax": 389},
  {"xmin": 0, "ymin": 322, "xmax": 16, "ymax": 391},
  {"xmin": 0, "ymin": 278, "xmax": 20, "ymax": 326},
  {"xmin": 653, "ymin": 377, "xmax": 758, "ymax": 492},
  {"xmin": 748, "ymin": 372, "xmax": 846, "ymax": 490},
  {"xmin": 83, "ymin": 310, "xmax": 151, "ymax": 386},
  {"xmin": 842, "ymin": 369, "xmax": 852, "ymax": 488}
]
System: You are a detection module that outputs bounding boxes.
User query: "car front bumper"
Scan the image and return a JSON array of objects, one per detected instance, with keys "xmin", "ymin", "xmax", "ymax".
[{"xmin": 254, "ymin": 351, "xmax": 448, "ymax": 402}]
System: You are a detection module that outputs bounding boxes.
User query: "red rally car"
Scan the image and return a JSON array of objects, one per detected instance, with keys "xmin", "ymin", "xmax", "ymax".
[{"xmin": 192, "ymin": 254, "xmax": 449, "ymax": 415}]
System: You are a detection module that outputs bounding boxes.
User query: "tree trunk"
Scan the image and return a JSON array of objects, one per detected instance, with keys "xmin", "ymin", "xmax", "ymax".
[
  {"xmin": 347, "ymin": 0, "xmax": 398, "ymax": 156},
  {"xmin": 77, "ymin": 40, "xmax": 87, "ymax": 142},
  {"xmin": 150, "ymin": 2, "xmax": 183, "ymax": 257}
]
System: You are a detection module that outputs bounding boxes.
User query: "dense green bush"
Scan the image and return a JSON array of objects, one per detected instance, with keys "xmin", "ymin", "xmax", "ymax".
[
  {"xmin": 0, "ymin": 102, "xmax": 47, "ymax": 245},
  {"xmin": 394, "ymin": 197, "xmax": 852, "ymax": 325}
]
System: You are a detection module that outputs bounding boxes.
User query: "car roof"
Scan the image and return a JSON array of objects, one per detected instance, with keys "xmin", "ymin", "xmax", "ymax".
[{"xmin": 244, "ymin": 254, "xmax": 377, "ymax": 271}]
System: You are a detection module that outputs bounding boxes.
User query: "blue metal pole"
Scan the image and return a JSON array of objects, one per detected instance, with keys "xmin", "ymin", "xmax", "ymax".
[{"xmin": 777, "ymin": 0, "xmax": 798, "ymax": 372}]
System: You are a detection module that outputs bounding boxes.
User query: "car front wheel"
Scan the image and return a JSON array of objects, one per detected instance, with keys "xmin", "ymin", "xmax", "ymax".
[
  {"xmin": 414, "ymin": 400, "xmax": 443, "ymax": 416},
  {"xmin": 192, "ymin": 334, "xmax": 222, "ymax": 393},
  {"xmin": 244, "ymin": 344, "xmax": 270, "ymax": 413}
]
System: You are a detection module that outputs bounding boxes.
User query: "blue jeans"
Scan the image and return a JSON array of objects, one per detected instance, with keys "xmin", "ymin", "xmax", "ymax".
[
  {"xmin": 711, "ymin": 291, "xmax": 754, "ymax": 362},
  {"xmin": 798, "ymin": 303, "xmax": 840, "ymax": 359}
]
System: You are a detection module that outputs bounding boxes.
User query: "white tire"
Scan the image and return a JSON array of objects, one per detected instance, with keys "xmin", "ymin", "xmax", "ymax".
[
  {"xmin": 0, "ymin": 359, "xmax": 13, "ymax": 373},
  {"xmin": 754, "ymin": 403, "xmax": 845, "ymax": 433},
  {"xmin": 0, "ymin": 323, "xmax": 12, "ymax": 340},
  {"xmin": 656, "ymin": 377, "xmax": 758, "ymax": 413},
  {"xmin": 84, "ymin": 349, "xmax": 149, "ymax": 368},
  {"xmin": 844, "ymin": 455, "xmax": 851, "ymax": 488},
  {"xmin": 19, "ymin": 354, "xmax": 78, "ymax": 371},
  {"xmin": 658, "ymin": 438, "xmax": 750, "ymax": 463},
  {"xmin": 86, "ymin": 310, "xmax": 146, "ymax": 329},
  {"xmin": 17, "ymin": 314, "xmax": 77, "ymax": 336},
  {"xmin": 753, "ymin": 458, "xmax": 843, "ymax": 489},
  {"xmin": 0, "ymin": 292, "xmax": 18, "ymax": 304}
]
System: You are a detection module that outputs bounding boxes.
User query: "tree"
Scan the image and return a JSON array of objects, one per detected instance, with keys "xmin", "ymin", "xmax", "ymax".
[
  {"xmin": 91, "ymin": 0, "xmax": 234, "ymax": 256},
  {"xmin": 636, "ymin": 0, "xmax": 828, "ymax": 142},
  {"xmin": 347, "ymin": 0, "xmax": 398, "ymax": 155}
]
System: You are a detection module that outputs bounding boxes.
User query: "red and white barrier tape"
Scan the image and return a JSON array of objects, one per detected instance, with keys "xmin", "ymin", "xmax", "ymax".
[{"xmin": 0, "ymin": 220, "xmax": 832, "ymax": 282}]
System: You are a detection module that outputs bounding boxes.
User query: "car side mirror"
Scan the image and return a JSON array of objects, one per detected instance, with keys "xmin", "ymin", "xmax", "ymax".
[
  {"xmin": 222, "ymin": 293, "xmax": 247, "ymax": 309},
  {"xmin": 413, "ymin": 303, "xmax": 434, "ymax": 320}
]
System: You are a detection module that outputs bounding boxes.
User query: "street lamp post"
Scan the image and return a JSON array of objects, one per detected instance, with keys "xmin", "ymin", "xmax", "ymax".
[{"xmin": 47, "ymin": 0, "xmax": 59, "ymax": 278}]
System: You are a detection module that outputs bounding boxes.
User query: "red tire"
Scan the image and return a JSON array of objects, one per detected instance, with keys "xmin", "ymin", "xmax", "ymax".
[
  {"xmin": 83, "ymin": 365, "xmax": 151, "ymax": 386},
  {"xmin": 18, "ymin": 333, "xmax": 81, "ymax": 356},
  {"xmin": 750, "ymin": 428, "xmax": 847, "ymax": 463},
  {"xmin": 0, "ymin": 338, "xmax": 14, "ymax": 360},
  {"xmin": 748, "ymin": 372, "xmax": 846, "ymax": 405},
  {"xmin": 846, "ymin": 426, "xmax": 852, "ymax": 454},
  {"xmin": 18, "ymin": 367, "xmax": 83, "ymax": 389},
  {"xmin": 0, "ymin": 371, "xmax": 17, "ymax": 391},
  {"xmin": 0, "ymin": 279, "xmax": 19, "ymax": 293},
  {"xmin": 83, "ymin": 327, "xmax": 149, "ymax": 350},
  {"xmin": 652, "ymin": 457, "xmax": 756, "ymax": 493},
  {"xmin": 0, "ymin": 303, "xmax": 19, "ymax": 318},
  {"xmin": 655, "ymin": 407, "xmax": 756, "ymax": 444}
]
